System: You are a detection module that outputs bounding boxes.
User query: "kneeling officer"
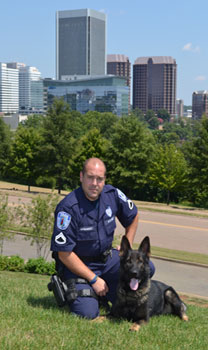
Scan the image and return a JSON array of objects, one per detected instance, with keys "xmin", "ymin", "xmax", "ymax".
[{"xmin": 50, "ymin": 158, "xmax": 154, "ymax": 319}]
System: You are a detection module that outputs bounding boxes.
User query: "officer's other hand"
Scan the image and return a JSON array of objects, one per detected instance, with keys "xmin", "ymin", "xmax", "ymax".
[{"xmin": 92, "ymin": 277, "xmax": 109, "ymax": 297}]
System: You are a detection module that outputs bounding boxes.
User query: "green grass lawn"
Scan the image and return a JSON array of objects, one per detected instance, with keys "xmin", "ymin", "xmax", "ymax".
[{"xmin": 0, "ymin": 271, "xmax": 208, "ymax": 350}]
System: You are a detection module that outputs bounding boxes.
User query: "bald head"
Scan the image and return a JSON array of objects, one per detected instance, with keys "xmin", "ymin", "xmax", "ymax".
[
  {"xmin": 80, "ymin": 158, "xmax": 106, "ymax": 201},
  {"xmin": 82, "ymin": 158, "xmax": 106, "ymax": 176}
]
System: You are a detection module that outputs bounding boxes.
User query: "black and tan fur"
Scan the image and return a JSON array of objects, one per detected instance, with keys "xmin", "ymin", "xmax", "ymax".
[{"xmin": 112, "ymin": 235, "xmax": 188, "ymax": 331}]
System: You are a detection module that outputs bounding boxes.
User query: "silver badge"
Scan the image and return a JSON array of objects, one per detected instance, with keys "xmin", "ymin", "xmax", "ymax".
[{"xmin": 106, "ymin": 206, "xmax": 112, "ymax": 217}]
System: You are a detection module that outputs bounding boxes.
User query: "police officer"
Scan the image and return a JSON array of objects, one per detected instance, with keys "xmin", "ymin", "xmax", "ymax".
[{"xmin": 51, "ymin": 157, "xmax": 155, "ymax": 319}]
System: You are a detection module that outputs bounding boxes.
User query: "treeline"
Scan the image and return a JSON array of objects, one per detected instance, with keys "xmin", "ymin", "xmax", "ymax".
[{"xmin": 0, "ymin": 99, "xmax": 208, "ymax": 207}]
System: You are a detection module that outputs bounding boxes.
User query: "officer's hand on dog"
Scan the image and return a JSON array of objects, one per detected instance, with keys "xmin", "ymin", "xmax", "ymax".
[{"xmin": 92, "ymin": 277, "xmax": 109, "ymax": 296}]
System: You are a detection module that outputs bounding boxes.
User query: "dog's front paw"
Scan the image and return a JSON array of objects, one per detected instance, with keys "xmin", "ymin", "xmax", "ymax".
[
  {"xmin": 130, "ymin": 322, "xmax": 141, "ymax": 332},
  {"xmin": 91, "ymin": 316, "xmax": 107, "ymax": 324},
  {"xmin": 182, "ymin": 314, "xmax": 189, "ymax": 322}
]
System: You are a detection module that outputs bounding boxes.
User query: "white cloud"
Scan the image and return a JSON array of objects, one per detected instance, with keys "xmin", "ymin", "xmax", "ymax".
[
  {"xmin": 195, "ymin": 75, "xmax": 206, "ymax": 81},
  {"xmin": 182, "ymin": 43, "xmax": 200, "ymax": 53},
  {"xmin": 183, "ymin": 43, "xmax": 192, "ymax": 51}
]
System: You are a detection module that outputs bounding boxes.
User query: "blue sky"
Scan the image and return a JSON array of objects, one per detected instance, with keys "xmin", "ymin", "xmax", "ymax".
[{"xmin": 1, "ymin": 0, "xmax": 207, "ymax": 105}]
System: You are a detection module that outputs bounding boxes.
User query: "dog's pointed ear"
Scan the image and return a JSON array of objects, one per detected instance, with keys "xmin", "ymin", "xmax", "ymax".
[
  {"xmin": 139, "ymin": 236, "xmax": 150, "ymax": 257},
  {"xmin": 119, "ymin": 235, "xmax": 131, "ymax": 256}
]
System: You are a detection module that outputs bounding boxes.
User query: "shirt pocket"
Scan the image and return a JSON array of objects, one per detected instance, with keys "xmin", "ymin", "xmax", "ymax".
[
  {"xmin": 104, "ymin": 216, "xmax": 116, "ymax": 235},
  {"xmin": 77, "ymin": 225, "xmax": 98, "ymax": 242}
]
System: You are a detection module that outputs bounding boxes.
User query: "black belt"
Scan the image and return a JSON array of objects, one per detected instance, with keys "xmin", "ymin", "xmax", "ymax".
[{"xmin": 79, "ymin": 247, "xmax": 112, "ymax": 263}]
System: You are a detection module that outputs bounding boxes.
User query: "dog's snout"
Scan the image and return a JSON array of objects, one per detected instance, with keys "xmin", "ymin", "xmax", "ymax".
[{"xmin": 130, "ymin": 269, "xmax": 138, "ymax": 277}]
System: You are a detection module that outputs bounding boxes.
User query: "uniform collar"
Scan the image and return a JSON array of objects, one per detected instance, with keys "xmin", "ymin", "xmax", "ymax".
[{"xmin": 76, "ymin": 186, "xmax": 108, "ymax": 220}]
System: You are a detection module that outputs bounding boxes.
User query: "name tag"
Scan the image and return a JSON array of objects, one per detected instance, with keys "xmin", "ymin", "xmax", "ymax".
[
  {"xmin": 80, "ymin": 226, "xmax": 94, "ymax": 231},
  {"xmin": 105, "ymin": 216, "xmax": 115, "ymax": 225}
]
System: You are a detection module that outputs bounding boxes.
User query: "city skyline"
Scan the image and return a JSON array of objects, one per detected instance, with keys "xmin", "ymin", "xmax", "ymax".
[{"xmin": 1, "ymin": 0, "xmax": 208, "ymax": 105}]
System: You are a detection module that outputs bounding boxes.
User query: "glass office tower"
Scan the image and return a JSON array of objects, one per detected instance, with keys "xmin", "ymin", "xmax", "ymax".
[
  {"xmin": 44, "ymin": 76, "xmax": 129, "ymax": 116},
  {"xmin": 56, "ymin": 9, "xmax": 106, "ymax": 80}
]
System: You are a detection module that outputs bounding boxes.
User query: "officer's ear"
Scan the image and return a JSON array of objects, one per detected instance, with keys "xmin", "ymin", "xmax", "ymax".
[{"xmin": 80, "ymin": 171, "xmax": 83, "ymax": 183}]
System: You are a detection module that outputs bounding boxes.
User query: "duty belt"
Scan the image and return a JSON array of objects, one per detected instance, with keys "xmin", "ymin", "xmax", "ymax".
[{"xmin": 78, "ymin": 247, "xmax": 112, "ymax": 263}]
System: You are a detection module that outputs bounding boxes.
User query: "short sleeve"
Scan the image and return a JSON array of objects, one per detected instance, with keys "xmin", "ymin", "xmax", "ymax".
[
  {"xmin": 50, "ymin": 204, "xmax": 79, "ymax": 252},
  {"xmin": 115, "ymin": 188, "xmax": 138, "ymax": 227}
]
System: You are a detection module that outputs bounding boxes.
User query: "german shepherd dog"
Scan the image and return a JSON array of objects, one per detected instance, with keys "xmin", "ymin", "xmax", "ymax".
[{"xmin": 112, "ymin": 235, "xmax": 188, "ymax": 331}]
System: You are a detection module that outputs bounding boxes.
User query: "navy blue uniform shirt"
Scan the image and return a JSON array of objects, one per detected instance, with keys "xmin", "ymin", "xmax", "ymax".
[{"xmin": 50, "ymin": 184, "xmax": 138, "ymax": 258}]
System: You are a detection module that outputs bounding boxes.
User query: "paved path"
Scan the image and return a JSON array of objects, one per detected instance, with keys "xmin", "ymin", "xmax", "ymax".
[{"xmin": 152, "ymin": 258, "xmax": 208, "ymax": 298}]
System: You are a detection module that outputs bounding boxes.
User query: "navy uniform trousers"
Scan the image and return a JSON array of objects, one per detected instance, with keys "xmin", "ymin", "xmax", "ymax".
[{"xmin": 67, "ymin": 249, "xmax": 155, "ymax": 319}]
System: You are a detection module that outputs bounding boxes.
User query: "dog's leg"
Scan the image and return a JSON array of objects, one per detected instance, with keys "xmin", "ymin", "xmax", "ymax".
[
  {"xmin": 130, "ymin": 320, "xmax": 147, "ymax": 332},
  {"xmin": 91, "ymin": 316, "xmax": 107, "ymax": 323},
  {"xmin": 181, "ymin": 313, "xmax": 189, "ymax": 322},
  {"xmin": 130, "ymin": 323, "xmax": 141, "ymax": 332},
  {"xmin": 165, "ymin": 289, "xmax": 189, "ymax": 321}
]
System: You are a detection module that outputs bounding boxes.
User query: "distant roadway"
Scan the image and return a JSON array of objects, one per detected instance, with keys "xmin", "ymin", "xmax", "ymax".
[{"xmin": 115, "ymin": 210, "xmax": 208, "ymax": 255}]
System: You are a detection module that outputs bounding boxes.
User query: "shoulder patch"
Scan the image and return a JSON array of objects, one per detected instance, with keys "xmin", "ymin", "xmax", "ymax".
[
  {"xmin": 127, "ymin": 199, "xmax": 134, "ymax": 210},
  {"xmin": 55, "ymin": 232, "xmax": 67, "ymax": 245},
  {"xmin": 117, "ymin": 188, "xmax": 127, "ymax": 202},
  {"xmin": 57, "ymin": 211, "xmax": 71, "ymax": 230}
]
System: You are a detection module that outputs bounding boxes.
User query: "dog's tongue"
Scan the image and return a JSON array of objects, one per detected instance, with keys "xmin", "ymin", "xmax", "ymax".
[{"xmin": 130, "ymin": 278, "xmax": 139, "ymax": 291}]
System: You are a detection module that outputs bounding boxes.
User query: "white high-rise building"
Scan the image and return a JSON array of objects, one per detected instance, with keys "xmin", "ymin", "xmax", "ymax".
[
  {"xmin": 18, "ymin": 65, "xmax": 43, "ymax": 113},
  {"xmin": 0, "ymin": 63, "xmax": 19, "ymax": 113}
]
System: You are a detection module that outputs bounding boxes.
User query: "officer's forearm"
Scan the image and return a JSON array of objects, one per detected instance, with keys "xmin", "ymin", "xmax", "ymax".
[
  {"xmin": 125, "ymin": 212, "xmax": 139, "ymax": 246},
  {"xmin": 58, "ymin": 251, "xmax": 95, "ymax": 282}
]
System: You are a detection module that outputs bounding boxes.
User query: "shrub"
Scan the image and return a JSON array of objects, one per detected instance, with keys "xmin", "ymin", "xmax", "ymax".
[
  {"xmin": 0, "ymin": 255, "xmax": 9, "ymax": 270},
  {"xmin": 24, "ymin": 257, "xmax": 55, "ymax": 275},
  {"xmin": 0, "ymin": 255, "xmax": 55, "ymax": 275},
  {"xmin": 0, "ymin": 255, "xmax": 25, "ymax": 271}
]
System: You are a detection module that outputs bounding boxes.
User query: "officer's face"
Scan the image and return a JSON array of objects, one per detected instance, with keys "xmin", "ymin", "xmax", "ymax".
[{"xmin": 80, "ymin": 160, "xmax": 106, "ymax": 201}]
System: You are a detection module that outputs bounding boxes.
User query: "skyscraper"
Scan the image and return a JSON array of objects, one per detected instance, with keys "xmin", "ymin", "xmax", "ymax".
[
  {"xmin": 192, "ymin": 90, "xmax": 208, "ymax": 119},
  {"xmin": 56, "ymin": 9, "xmax": 106, "ymax": 80},
  {"xmin": 107, "ymin": 54, "xmax": 131, "ymax": 88},
  {"xmin": 0, "ymin": 63, "xmax": 19, "ymax": 113},
  {"xmin": 107, "ymin": 54, "xmax": 131, "ymax": 110},
  {"xmin": 133, "ymin": 56, "xmax": 177, "ymax": 115},
  {"xmin": 18, "ymin": 65, "xmax": 43, "ymax": 113},
  {"xmin": 176, "ymin": 99, "xmax": 184, "ymax": 117}
]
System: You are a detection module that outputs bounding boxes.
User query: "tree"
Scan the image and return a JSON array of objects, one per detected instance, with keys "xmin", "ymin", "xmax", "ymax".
[
  {"xmin": 132, "ymin": 108, "xmax": 145, "ymax": 122},
  {"xmin": 18, "ymin": 194, "xmax": 59, "ymax": 258},
  {"xmin": 0, "ymin": 194, "xmax": 14, "ymax": 254},
  {"xmin": 71, "ymin": 111, "xmax": 119, "ymax": 140},
  {"xmin": 183, "ymin": 115, "xmax": 208, "ymax": 207},
  {"xmin": 145, "ymin": 110, "xmax": 159, "ymax": 129},
  {"xmin": 0, "ymin": 118, "xmax": 12, "ymax": 179},
  {"xmin": 8, "ymin": 125, "xmax": 43, "ymax": 192},
  {"xmin": 20, "ymin": 114, "xmax": 44, "ymax": 129},
  {"xmin": 106, "ymin": 115, "xmax": 155, "ymax": 199},
  {"xmin": 145, "ymin": 110, "xmax": 156, "ymax": 123},
  {"xmin": 157, "ymin": 109, "xmax": 170, "ymax": 122},
  {"xmin": 149, "ymin": 144, "xmax": 188, "ymax": 205},
  {"xmin": 153, "ymin": 129, "xmax": 180, "ymax": 145},
  {"xmin": 39, "ymin": 99, "xmax": 75, "ymax": 193}
]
